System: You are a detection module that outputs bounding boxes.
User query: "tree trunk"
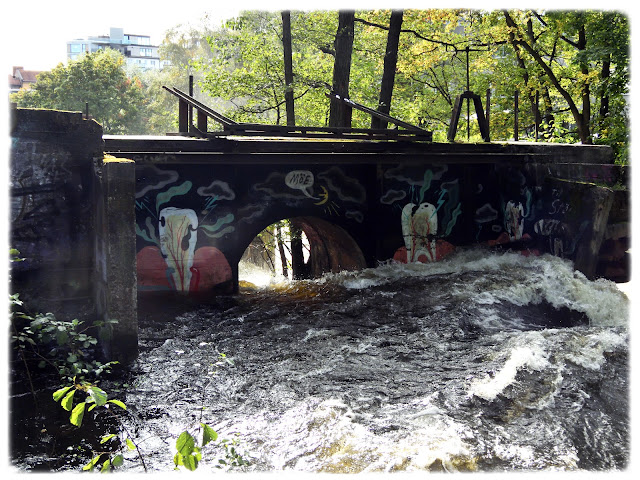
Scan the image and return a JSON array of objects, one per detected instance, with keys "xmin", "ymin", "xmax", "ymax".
[
  {"xmin": 372, "ymin": 10, "xmax": 403, "ymax": 129},
  {"xmin": 503, "ymin": 11, "xmax": 591, "ymax": 144},
  {"xmin": 577, "ymin": 22, "xmax": 592, "ymax": 144},
  {"xmin": 599, "ymin": 55, "xmax": 611, "ymax": 119},
  {"xmin": 329, "ymin": 10, "xmax": 355, "ymax": 128},
  {"xmin": 281, "ymin": 10, "xmax": 296, "ymax": 126},
  {"xmin": 290, "ymin": 224, "xmax": 307, "ymax": 280},
  {"xmin": 541, "ymin": 86, "xmax": 555, "ymax": 140},
  {"xmin": 507, "ymin": 17, "xmax": 541, "ymax": 140},
  {"xmin": 276, "ymin": 224, "xmax": 288, "ymax": 278}
]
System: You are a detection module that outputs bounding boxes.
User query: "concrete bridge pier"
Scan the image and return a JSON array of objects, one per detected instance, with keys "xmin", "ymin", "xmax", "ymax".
[{"xmin": 95, "ymin": 157, "xmax": 138, "ymax": 363}]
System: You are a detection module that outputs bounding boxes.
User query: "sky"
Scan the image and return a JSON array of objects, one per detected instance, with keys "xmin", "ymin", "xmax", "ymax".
[
  {"xmin": 2, "ymin": 0, "xmax": 244, "ymax": 72},
  {"xmin": 1, "ymin": 0, "xmax": 403, "ymax": 73},
  {"xmin": 3, "ymin": 0, "xmax": 626, "ymax": 73}
]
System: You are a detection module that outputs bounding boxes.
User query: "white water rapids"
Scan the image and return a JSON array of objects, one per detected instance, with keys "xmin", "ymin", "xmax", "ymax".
[{"xmin": 122, "ymin": 248, "xmax": 630, "ymax": 473}]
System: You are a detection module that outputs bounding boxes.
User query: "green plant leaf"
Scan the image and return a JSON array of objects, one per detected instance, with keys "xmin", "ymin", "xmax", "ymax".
[
  {"xmin": 83, "ymin": 454, "xmax": 102, "ymax": 471},
  {"xmin": 56, "ymin": 330, "xmax": 69, "ymax": 346},
  {"xmin": 201, "ymin": 423, "xmax": 218, "ymax": 446},
  {"xmin": 61, "ymin": 389, "xmax": 75, "ymax": 411},
  {"xmin": 53, "ymin": 385, "xmax": 73, "ymax": 402},
  {"xmin": 112, "ymin": 454, "xmax": 124, "ymax": 467},
  {"xmin": 182, "ymin": 453, "xmax": 198, "ymax": 471},
  {"xmin": 70, "ymin": 402, "xmax": 86, "ymax": 427},
  {"xmin": 108, "ymin": 399, "xmax": 127, "ymax": 410},
  {"xmin": 101, "ymin": 459, "xmax": 111, "ymax": 472},
  {"xmin": 87, "ymin": 386, "xmax": 108, "ymax": 406},
  {"xmin": 101, "ymin": 433, "xmax": 117, "ymax": 444},
  {"xmin": 126, "ymin": 438, "xmax": 136, "ymax": 451},
  {"xmin": 176, "ymin": 431, "xmax": 195, "ymax": 456}
]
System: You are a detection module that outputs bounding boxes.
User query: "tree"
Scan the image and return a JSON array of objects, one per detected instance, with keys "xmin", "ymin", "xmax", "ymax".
[
  {"xmin": 328, "ymin": 10, "xmax": 355, "ymax": 127},
  {"xmin": 282, "ymin": 10, "xmax": 296, "ymax": 126},
  {"xmin": 372, "ymin": 10, "xmax": 403, "ymax": 129},
  {"xmin": 146, "ymin": 21, "xmax": 233, "ymax": 134},
  {"xmin": 502, "ymin": 10, "xmax": 629, "ymax": 148},
  {"xmin": 187, "ymin": 9, "xmax": 627, "ymax": 161},
  {"xmin": 11, "ymin": 49, "xmax": 147, "ymax": 134}
]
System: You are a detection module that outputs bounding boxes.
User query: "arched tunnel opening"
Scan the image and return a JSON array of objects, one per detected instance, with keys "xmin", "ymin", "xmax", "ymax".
[{"xmin": 239, "ymin": 216, "xmax": 367, "ymax": 288}]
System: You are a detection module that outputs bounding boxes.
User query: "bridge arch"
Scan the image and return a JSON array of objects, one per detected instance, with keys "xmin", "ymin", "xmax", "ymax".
[{"xmin": 238, "ymin": 216, "xmax": 367, "ymax": 285}]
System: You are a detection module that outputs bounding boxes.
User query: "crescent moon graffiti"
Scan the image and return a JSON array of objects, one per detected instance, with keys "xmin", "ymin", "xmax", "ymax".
[{"xmin": 314, "ymin": 186, "xmax": 329, "ymax": 205}]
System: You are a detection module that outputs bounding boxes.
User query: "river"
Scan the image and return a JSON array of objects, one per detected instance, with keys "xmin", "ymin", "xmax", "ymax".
[{"xmin": 115, "ymin": 247, "xmax": 630, "ymax": 473}]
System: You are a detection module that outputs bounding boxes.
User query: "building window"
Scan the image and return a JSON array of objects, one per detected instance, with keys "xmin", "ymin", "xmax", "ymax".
[
  {"xmin": 140, "ymin": 48, "xmax": 153, "ymax": 57},
  {"xmin": 70, "ymin": 43, "xmax": 82, "ymax": 53}
]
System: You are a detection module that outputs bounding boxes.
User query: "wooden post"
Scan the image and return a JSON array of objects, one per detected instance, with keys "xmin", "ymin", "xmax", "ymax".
[
  {"xmin": 535, "ymin": 90, "xmax": 539, "ymax": 141},
  {"xmin": 514, "ymin": 90, "xmax": 519, "ymax": 141},
  {"xmin": 486, "ymin": 88, "xmax": 491, "ymax": 138},
  {"xmin": 197, "ymin": 109, "xmax": 208, "ymax": 132},
  {"xmin": 188, "ymin": 75, "xmax": 194, "ymax": 129},
  {"xmin": 178, "ymin": 99, "xmax": 188, "ymax": 133}
]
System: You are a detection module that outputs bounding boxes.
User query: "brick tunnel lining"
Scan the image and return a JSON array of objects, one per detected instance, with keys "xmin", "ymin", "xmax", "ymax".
[{"xmin": 288, "ymin": 216, "xmax": 367, "ymax": 278}]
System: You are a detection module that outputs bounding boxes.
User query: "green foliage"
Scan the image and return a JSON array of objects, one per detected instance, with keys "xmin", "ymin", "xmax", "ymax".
[
  {"xmin": 172, "ymin": 353, "xmax": 249, "ymax": 471},
  {"xmin": 173, "ymin": 424, "xmax": 249, "ymax": 471},
  {"xmin": 187, "ymin": 9, "xmax": 628, "ymax": 159},
  {"xmin": 174, "ymin": 430, "xmax": 201, "ymax": 470},
  {"xmin": 10, "ymin": 248, "xmax": 25, "ymax": 263},
  {"xmin": 10, "ymin": 304, "xmax": 118, "ymax": 381},
  {"xmin": 10, "ymin": 49, "xmax": 148, "ymax": 134},
  {"xmin": 53, "ymin": 380, "xmax": 139, "ymax": 472}
]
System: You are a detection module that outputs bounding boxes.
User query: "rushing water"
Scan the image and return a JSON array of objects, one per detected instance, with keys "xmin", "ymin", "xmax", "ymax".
[{"xmin": 118, "ymin": 248, "xmax": 629, "ymax": 473}]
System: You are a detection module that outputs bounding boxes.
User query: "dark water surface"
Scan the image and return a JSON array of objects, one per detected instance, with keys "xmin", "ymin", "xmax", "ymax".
[
  {"xmin": 119, "ymin": 249, "xmax": 629, "ymax": 473},
  {"xmin": 9, "ymin": 248, "xmax": 629, "ymax": 473}
]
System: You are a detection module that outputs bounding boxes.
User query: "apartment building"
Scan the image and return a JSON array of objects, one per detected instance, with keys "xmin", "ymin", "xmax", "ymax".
[{"xmin": 66, "ymin": 27, "xmax": 165, "ymax": 70}]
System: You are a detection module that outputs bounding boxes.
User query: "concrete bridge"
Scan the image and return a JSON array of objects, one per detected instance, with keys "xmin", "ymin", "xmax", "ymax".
[
  {"xmin": 9, "ymin": 108, "xmax": 629, "ymax": 363},
  {"xmin": 104, "ymin": 134, "xmax": 625, "ymax": 294}
]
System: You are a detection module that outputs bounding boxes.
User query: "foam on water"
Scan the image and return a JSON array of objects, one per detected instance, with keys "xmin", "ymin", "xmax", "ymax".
[
  {"xmin": 324, "ymin": 248, "xmax": 629, "ymax": 327},
  {"xmin": 110, "ymin": 247, "xmax": 629, "ymax": 473},
  {"xmin": 467, "ymin": 331, "xmax": 551, "ymax": 401}
]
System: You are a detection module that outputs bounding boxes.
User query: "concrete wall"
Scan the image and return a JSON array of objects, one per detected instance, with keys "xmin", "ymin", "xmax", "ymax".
[
  {"xmin": 10, "ymin": 108, "xmax": 103, "ymax": 317},
  {"xmin": 94, "ymin": 157, "xmax": 138, "ymax": 362},
  {"xmin": 10, "ymin": 108, "xmax": 138, "ymax": 362}
]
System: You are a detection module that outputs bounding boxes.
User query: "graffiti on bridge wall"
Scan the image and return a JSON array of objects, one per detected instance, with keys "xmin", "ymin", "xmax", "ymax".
[
  {"xmin": 251, "ymin": 166, "xmax": 367, "ymax": 222},
  {"xmin": 381, "ymin": 165, "xmax": 461, "ymax": 263},
  {"xmin": 135, "ymin": 165, "xmax": 368, "ymax": 293},
  {"xmin": 135, "ymin": 165, "xmax": 235, "ymax": 293},
  {"xmin": 532, "ymin": 187, "xmax": 589, "ymax": 258},
  {"xmin": 135, "ymin": 160, "xmax": 601, "ymax": 289}
]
